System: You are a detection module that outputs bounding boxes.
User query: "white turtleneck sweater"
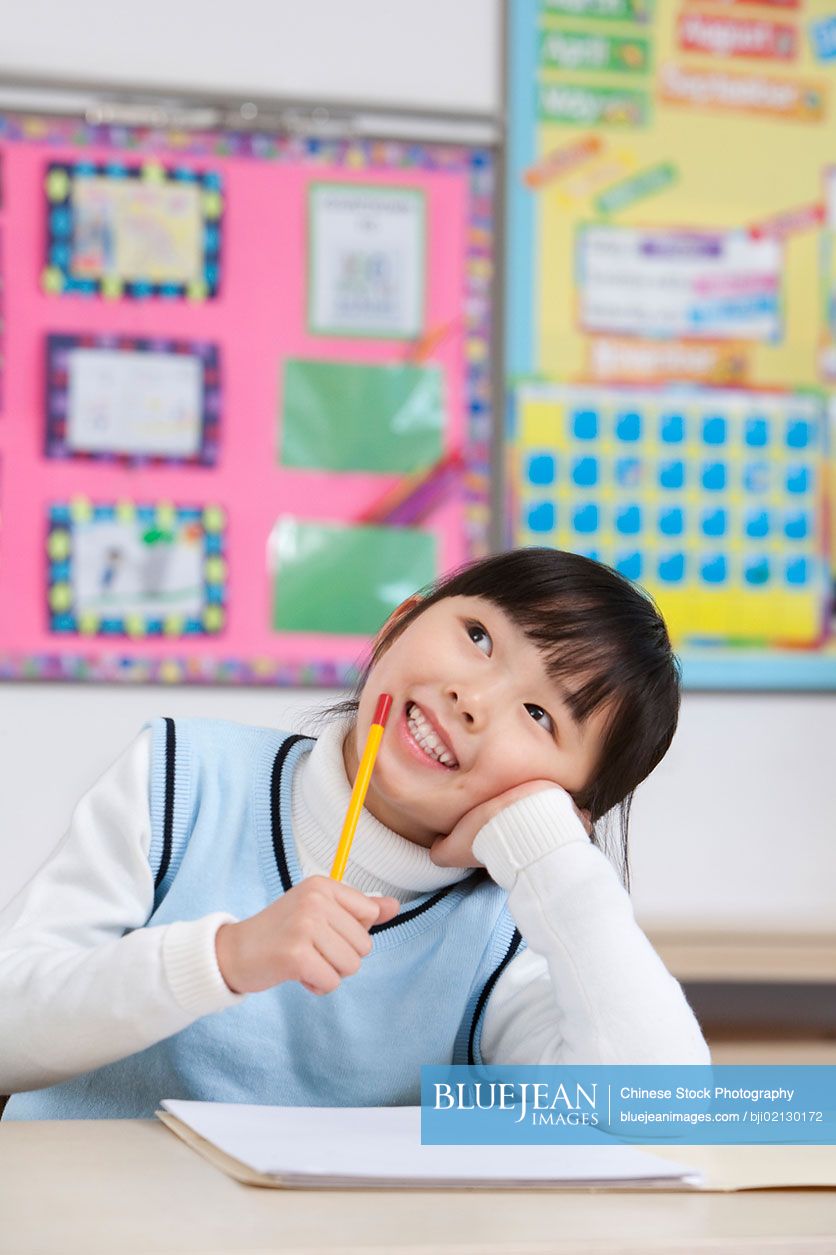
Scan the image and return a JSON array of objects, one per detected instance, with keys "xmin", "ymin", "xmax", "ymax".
[{"xmin": 0, "ymin": 721, "xmax": 708, "ymax": 1094}]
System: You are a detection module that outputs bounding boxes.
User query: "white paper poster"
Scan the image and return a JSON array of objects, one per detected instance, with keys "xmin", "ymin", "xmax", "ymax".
[
  {"xmin": 578, "ymin": 225, "xmax": 782, "ymax": 342},
  {"xmin": 66, "ymin": 348, "xmax": 204, "ymax": 456},
  {"xmin": 309, "ymin": 183, "xmax": 426, "ymax": 338},
  {"xmin": 71, "ymin": 516, "xmax": 204, "ymax": 619},
  {"xmin": 72, "ymin": 177, "xmax": 203, "ymax": 283}
]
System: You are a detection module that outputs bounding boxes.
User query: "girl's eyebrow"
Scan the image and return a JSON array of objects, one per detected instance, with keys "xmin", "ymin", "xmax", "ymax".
[{"xmin": 546, "ymin": 680, "xmax": 588, "ymax": 741}]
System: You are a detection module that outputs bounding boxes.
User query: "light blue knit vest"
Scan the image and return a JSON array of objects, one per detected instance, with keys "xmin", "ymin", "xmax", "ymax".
[{"xmin": 5, "ymin": 717, "xmax": 523, "ymax": 1119}]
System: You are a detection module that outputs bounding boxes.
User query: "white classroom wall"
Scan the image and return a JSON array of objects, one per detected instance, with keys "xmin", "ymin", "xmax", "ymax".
[{"xmin": 1, "ymin": 0, "xmax": 834, "ymax": 929}]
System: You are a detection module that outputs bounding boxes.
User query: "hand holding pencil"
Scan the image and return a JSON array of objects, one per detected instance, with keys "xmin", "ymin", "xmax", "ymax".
[{"xmin": 215, "ymin": 877, "xmax": 399, "ymax": 997}]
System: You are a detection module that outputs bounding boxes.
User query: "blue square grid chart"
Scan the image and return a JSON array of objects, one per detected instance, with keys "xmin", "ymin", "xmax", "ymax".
[{"xmin": 509, "ymin": 383, "xmax": 836, "ymax": 689}]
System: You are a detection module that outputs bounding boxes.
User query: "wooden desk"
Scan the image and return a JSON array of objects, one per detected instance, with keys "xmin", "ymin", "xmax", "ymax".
[
  {"xmin": 647, "ymin": 930, "xmax": 836, "ymax": 983},
  {"xmin": 1, "ymin": 1120, "xmax": 834, "ymax": 1254}
]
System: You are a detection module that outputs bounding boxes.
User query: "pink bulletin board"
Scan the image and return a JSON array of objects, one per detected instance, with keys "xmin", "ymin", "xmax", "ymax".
[{"xmin": 0, "ymin": 113, "xmax": 495, "ymax": 685}]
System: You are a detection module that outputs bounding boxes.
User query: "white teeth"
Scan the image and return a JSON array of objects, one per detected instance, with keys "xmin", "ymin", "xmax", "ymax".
[{"xmin": 406, "ymin": 704, "xmax": 458, "ymax": 768}]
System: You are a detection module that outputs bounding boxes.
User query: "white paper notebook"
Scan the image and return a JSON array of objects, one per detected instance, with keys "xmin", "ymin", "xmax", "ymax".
[{"xmin": 157, "ymin": 1100, "xmax": 703, "ymax": 1190}]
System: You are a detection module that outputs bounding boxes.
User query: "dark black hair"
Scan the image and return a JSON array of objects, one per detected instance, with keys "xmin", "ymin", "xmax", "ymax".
[{"xmin": 321, "ymin": 547, "xmax": 681, "ymax": 888}]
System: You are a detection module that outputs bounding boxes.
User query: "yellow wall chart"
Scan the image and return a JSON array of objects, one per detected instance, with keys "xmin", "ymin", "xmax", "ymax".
[{"xmin": 507, "ymin": 0, "xmax": 836, "ymax": 688}]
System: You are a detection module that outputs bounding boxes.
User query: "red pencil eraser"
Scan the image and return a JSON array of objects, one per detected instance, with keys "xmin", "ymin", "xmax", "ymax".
[{"xmin": 373, "ymin": 693, "xmax": 393, "ymax": 726}]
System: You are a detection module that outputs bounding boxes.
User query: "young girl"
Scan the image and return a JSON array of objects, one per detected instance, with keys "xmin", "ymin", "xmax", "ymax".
[{"xmin": 0, "ymin": 548, "xmax": 708, "ymax": 1119}]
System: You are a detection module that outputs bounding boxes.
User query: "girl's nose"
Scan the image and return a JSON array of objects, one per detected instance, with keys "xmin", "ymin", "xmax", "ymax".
[{"xmin": 445, "ymin": 685, "xmax": 488, "ymax": 728}]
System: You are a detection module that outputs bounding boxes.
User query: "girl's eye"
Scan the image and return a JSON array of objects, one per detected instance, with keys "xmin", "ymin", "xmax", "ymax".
[
  {"xmin": 466, "ymin": 622, "xmax": 492, "ymax": 655},
  {"xmin": 525, "ymin": 703, "xmax": 554, "ymax": 734}
]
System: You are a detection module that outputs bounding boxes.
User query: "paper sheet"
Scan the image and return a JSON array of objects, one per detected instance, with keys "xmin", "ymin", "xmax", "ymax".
[
  {"xmin": 280, "ymin": 358, "xmax": 444, "ymax": 473},
  {"xmin": 158, "ymin": 1101, "xmax": 701, "ymax": 1188},
  {"xmin": 66, "ymin": 348, "xmax": 203, "ymax": 457},
  {"xmin": 269, "ymin": 516, "xmax": 436, "ymax": 636},
  {"xmin": 308, "ymin": 183, "xmax": 426, "ymax": 338}
]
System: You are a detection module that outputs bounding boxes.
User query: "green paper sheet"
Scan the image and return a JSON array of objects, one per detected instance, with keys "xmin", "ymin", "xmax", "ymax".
[
  {"xmin": 280, "ymin": 359, "xmax": 444, "ymax": 473},
  {"xmin": 271, "ymin": 518, "xmax": 436, "ymax": 636}
]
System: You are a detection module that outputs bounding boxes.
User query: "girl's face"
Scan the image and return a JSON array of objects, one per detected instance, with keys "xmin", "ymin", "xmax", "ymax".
[{"xmin": 343, "ymin": 594, "xmax": 611, "ymax": 846}]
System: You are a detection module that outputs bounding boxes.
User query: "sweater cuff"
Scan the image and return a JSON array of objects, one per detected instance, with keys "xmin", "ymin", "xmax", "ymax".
[
  {"xmin": 472, "ymin": 788, "xmax": 589, "ymax": 891},
  {"xmin": 161, "ymin": 912, "xmax": 246, "ymax": 1017}
]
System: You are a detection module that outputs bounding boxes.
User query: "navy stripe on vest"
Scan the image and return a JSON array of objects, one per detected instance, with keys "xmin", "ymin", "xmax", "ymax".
[
  {"xmin": 154, "ymin": 716, "xmax": 176, "ymax": 891},
  {"xmin": 467, "ymin": 926, "xmax": 523, "ymax": 1063},
  {"xmin": 270, "ymin": 733, "xmax": 311, "ymax": 892}
]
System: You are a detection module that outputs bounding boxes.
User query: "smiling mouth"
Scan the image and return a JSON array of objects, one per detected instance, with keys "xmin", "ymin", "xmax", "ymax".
[{"xmin": 404, "ymin": 702, "xmax": 459, "ymax": 769}]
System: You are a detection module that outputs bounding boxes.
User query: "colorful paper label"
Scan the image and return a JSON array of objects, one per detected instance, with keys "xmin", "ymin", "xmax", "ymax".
[
  {"xmin": 748, "ymin": 202, "xmax": 825, "ymax": 240},
  {"xmin": 523, "ymin": 136, "xmax": 603, "ymax": 189},
  {"xmin": 677, "ymin": 12, "xmax": 797, "ymax": 60},
  {"xmin": 553, "ymin": 151, "xmax": 638, "ymax": 207},
  {"xmin": 538, "ymin": 83, "xmax": 650, "ymax": 127},
  {"xmin": 539, "ymin": 29, "xmax": 651, "ymax": 73},
  {"xmin": 659, "ymin": 63, "xmax": 825, "ymax": 121},
  {"xmin": 541, "ymin": 0, "xmax": 653, "ymax": 19},
  {"xmin": 594, "ymin": 162, "xmax": 676, "ymax": 214},
  {"xmin": 586, "ymin": 337, "xmax": 750, "ymax": 385}
]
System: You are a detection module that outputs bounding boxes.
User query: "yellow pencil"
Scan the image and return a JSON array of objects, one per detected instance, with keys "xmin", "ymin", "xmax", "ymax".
[{"xmin": 330, "ymin": 693, "xmax": 393, "ymax": 881}]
